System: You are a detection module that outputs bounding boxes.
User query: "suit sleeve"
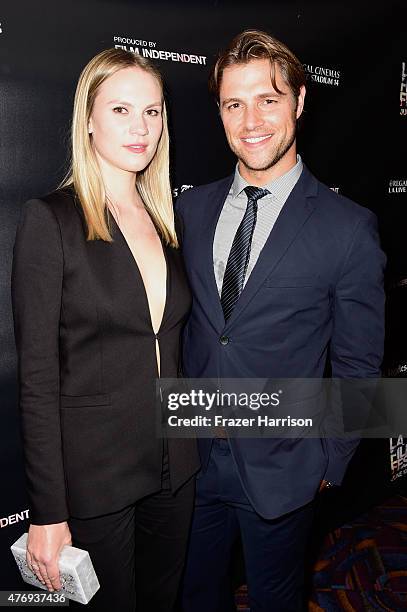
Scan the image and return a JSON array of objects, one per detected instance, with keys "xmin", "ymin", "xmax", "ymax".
[
  {"xmin": 11, "ymin": 199, "xmax": 69, "ymax": 524},
  {"xmin": 174, "ymin": 209, "xmax": 185, "ymax": 250},
  {"xmin": 174, "ymin": 190, "xmax": 190, "ymax": 250},
  {"xmin": 324, "ymin": 212, "xmax": 386, "ymax": 485}
]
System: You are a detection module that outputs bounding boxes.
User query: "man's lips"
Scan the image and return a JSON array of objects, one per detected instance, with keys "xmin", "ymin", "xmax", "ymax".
[
  {"xmin": 123, "ymin": 144, "xmax": 148, "ymax": 153},
  {"xmin": 240, "ymin": 134, "xmax": 273, "ymax": 146}
]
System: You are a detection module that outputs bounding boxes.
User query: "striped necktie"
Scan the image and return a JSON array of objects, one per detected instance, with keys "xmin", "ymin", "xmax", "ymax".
[{"xmin": 221, "ymin": 186, "xmax": 270, "ymax": 322}]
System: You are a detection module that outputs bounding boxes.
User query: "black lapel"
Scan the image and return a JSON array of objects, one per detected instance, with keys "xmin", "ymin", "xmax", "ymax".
[
  {"xmin": 54, "ymin": 188, "xmax": 155, "ymax": 332},
  {"xmin": 108, "ymin": 211, "xmax": 173, "ymax": 333}
]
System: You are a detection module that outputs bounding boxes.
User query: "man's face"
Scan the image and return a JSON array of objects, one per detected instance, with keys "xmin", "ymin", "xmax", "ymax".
[{"xmin": 219, "ymin": 59, "xmax": 305, "ymax": 181}]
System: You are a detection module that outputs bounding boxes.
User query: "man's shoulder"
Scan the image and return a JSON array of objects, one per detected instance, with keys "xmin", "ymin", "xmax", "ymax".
[
  {"xmin": 175, "ymin": 175, "xmax": 233, "ymax": 213},
  {"xmin": 311, "ymin": 172, "xmax": 376, "ymax": 226}
]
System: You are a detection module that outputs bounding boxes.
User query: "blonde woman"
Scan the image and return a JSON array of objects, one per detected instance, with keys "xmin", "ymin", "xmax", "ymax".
[{"xmin": 12, "ymin": 48, "xmax": 199, "ymax": 611}]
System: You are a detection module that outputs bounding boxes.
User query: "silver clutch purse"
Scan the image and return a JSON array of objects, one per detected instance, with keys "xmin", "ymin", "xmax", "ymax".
[{"xmin": 11, "ymin": 532, "xmax": 100, "ymax": 605}]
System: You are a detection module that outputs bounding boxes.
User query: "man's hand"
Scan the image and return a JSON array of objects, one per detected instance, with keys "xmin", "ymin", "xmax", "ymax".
[
  {"xmin": 319, "ymin": 480, "xmax": 330, "ymax": 492},
  {"xmin": 26, "ymin": 522, "xmax": 72, "ymax": 591}
]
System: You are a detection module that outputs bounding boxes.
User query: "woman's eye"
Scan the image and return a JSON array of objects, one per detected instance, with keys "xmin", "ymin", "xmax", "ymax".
[
  {"xmin": 113, "ymin": 106, "xmax": 128, "ymax": 114},
  {"xmin": 146, "ymin": 109, "xmax": 160, "ymax": 116}
]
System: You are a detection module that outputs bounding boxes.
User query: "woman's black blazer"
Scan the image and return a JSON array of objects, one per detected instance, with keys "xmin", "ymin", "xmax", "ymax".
[{"xmin": 11, "ymin": 189, "xmax": 199, "ymax": 525}]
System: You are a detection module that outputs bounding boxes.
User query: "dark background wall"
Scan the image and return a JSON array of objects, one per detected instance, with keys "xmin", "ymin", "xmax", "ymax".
[{"xmin": 0, "ymin": 0, "xmax": 405, "ymax": 591}]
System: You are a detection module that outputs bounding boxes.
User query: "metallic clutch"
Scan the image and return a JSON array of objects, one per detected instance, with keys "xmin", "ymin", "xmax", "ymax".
[{"xmin": 11, "ymin": 532, "xmax": 100, "ymax": 605}]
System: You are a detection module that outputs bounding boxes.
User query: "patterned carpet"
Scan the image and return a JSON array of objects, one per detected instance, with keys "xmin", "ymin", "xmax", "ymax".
[{"xmin": 235, "ymin": 495, "xmax": 407, "ymax": 611}]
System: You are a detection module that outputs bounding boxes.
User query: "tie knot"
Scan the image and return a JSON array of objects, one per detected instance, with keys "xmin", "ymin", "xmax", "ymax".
[{"xmin": 244, "ymin": 186, "xmax": 270, "ymax": 203}]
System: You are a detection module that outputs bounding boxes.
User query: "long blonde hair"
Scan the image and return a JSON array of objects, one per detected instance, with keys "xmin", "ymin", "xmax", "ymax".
[{"xmin": 60, "ymin": 48, "xmax": 177, "ymax": 247}]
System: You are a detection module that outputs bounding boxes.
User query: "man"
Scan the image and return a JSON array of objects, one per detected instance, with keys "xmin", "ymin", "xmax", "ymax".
[{"xmin": 176, "ymin": 30, "xmax": 385, "ymax": 612}]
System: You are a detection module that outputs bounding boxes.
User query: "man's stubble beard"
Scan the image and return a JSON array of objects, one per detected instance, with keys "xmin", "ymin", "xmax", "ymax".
[
  {"xmin": 236, "ymin": 125, "xmax": 297, "ymax": 174},
  {"xmin": 231, "ymin": 109, "xmax": 297, "ymax": 172}
]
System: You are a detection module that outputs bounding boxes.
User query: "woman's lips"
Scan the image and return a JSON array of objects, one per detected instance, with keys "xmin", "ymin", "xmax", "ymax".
[{"xmin": 124, "ymin": 144, "xmax": 148, "ymax": 154}]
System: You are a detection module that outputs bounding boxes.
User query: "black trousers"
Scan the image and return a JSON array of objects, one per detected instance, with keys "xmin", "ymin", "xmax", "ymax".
[{"xmin": 68, "ymin": 454, "xmax": 194, "ymax": 612}]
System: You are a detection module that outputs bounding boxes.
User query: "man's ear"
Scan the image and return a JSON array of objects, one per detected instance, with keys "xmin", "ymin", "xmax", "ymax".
[{"xmin": 296, "ymin": 85, "xmax": 306, "ymax": 119}]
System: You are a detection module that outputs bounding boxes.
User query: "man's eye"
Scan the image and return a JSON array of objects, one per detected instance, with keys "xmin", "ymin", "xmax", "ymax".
[
  {"xmin": 113, "ymin": 106, "xmax": 128, "ymax": 114},
  {"xmin": 228, "ymin": 103, "xmax": 241, "ymax": 111},
  {"xmin": 263, "ymin": 99, "xmax": 277, "ymax": 105}
]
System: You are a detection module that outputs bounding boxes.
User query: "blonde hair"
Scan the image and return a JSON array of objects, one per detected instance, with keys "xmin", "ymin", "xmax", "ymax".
[{"xmin": 60, "ymin": 48, "xmax": 177, "ymax": 247}]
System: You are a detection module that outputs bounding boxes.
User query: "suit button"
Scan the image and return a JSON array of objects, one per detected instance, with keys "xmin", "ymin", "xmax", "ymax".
[{"xmin": 219, "ymin": 335, "xmax": 229, "ymax": 346}]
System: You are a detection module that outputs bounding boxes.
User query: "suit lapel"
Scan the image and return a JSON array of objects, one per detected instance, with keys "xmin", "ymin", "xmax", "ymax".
[
  {"xmin": 65, "ymin": 188, "xmax": 169, "ymax": 334},
  {"xmin": 198, "ymin": 175, "xmax": 234, "ymax": 331},
  {"xmin": 224, "ymin": 166, "xmax": 319, "ymax": 330}
]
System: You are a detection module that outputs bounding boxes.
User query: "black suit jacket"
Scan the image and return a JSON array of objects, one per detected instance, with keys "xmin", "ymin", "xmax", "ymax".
[{"xmin": 12, "ymin": 189, "xmax": 199, "ymax": 524}]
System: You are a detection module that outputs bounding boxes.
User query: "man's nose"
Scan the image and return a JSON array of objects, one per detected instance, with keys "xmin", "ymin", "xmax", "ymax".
[{"xmin": 243, "ymin": 105, "xmax": 264, "ymax": 131}]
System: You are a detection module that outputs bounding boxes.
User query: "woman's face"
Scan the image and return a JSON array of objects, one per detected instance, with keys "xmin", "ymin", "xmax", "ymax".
[{"xmin": 88, "ymin": 66, "xmax": 163, "ymax": 178}]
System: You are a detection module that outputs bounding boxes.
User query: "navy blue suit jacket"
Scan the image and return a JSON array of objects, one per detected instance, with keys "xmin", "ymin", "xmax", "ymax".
[{"xmin": 176, "ymin": 165, "xmax": 386, "ymax": 519}]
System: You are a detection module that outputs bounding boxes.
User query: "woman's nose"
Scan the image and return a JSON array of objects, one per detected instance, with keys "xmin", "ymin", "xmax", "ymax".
[{"xmin": 129, "ymin": 114, "xmax": 148, "ymax": 136}]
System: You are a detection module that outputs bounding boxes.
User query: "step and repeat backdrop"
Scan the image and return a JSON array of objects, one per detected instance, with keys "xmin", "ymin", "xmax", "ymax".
[{"xmin": 0, "ymin": 0, "xmax": 405, "ymax": 591}]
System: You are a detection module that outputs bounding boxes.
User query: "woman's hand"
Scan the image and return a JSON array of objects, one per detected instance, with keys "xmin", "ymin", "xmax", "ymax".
[{"xmin": 26, "ymin": 522, "xmax": 72, "ymax": 591}]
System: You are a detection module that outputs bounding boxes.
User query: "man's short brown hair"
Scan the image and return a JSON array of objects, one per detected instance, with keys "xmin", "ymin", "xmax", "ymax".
[{"xmin": 210, "ymin": 29, "xmax": 306, "ymax": 101}]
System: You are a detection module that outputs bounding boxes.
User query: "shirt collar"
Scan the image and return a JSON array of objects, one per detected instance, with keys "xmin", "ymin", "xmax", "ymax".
[{"xmin": 230, "ymin": 154, "xmax": 303, "ymax": 202}]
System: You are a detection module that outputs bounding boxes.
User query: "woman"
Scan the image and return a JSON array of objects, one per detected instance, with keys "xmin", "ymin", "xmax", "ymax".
[{"xmin": 11, "ymin": 48, "xmax": 199, "ymax": 611}]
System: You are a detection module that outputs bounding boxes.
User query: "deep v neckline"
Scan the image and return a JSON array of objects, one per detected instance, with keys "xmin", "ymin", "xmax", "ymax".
[{"xmin": 110, "ymin": 212, "xmax": 169, "ymax": 337}]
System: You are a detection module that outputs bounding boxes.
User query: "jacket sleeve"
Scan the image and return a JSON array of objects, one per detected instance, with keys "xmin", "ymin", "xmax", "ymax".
[
  {"xmin": 174, "ymin": 210, "xmax": 185, "ymax": 250},
  {"xmin": 174, "ymin": 189, "xmax": 191, "ymax": 250},
  {"xmin": 324, "ymin": 211, "xmax": 386, "ymax": 485},
  {"xmin": 11, "ymin": 199, "xmax": 69, "ymax": 524}
]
